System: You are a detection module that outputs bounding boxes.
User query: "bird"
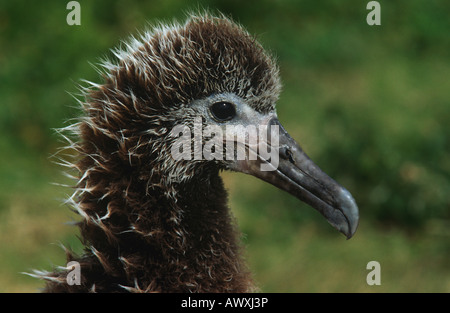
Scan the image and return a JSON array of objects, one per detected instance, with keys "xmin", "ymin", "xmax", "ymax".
[{"xmin": 33, "ymin": 13, "xmax": 359, "ymax": 292}]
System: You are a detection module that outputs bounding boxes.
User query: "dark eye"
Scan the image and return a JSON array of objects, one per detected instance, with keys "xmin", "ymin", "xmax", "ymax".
[{"xmin": 209, "ymin": 101, "xmax": 236, "ymax": 122}]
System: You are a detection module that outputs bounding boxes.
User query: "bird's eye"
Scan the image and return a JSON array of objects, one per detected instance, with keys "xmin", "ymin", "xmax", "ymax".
[{"xmin": 209, "ymin": 101, "xmax": 236, "ymax": 122}]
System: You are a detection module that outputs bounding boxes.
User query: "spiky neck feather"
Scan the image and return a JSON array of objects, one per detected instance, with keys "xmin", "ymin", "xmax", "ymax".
[{"xmin": 45, "ymin": 151, "xmax": 254, "ymax": 292}]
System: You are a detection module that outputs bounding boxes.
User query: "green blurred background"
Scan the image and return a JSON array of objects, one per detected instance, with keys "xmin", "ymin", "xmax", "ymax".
[{"xmin": 0, "ymin": 0, "xmax": 449, "ymax": 292}]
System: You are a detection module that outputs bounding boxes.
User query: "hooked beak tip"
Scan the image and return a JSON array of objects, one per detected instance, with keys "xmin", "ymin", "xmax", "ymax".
[{"xmin": 336, "ymin": 188, "xmax": 359, "ymax": 239}]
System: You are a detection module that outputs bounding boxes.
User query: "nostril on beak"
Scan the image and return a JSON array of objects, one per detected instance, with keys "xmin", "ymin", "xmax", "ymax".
[
  {"xmin": 280, "ymin": 146, "xmax": 295, "ymax": 164},
  {"xmin": 286, "ymin": 148, "xmax": 295, "ymax": 164}
]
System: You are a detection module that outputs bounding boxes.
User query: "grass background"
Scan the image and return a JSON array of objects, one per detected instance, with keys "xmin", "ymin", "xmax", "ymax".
[{"xmin": 0, "ymin": 0, "xmax": 449, "ymax": 292}]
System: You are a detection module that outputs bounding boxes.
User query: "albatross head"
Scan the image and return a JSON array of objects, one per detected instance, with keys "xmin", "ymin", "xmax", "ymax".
[{"xmin": 94, "ymin": 13, "xmax": 359, "ymax": 238}]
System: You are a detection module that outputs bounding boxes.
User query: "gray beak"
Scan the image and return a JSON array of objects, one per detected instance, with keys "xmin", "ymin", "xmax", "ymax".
[{"xmin": 232, "ymin": 118, "xmax": 359, "ymax": 239}]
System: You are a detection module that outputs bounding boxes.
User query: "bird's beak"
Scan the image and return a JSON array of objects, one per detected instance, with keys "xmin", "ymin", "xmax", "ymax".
[{"xmin": 231, "ymin": 118, "xmax": 359, "ymax": 239}]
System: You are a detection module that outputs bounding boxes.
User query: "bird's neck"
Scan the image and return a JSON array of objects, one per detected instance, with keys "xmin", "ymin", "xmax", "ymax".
[{"xmin": 66, "ymin": 166, "xmax": 255, "ymax": 292}]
